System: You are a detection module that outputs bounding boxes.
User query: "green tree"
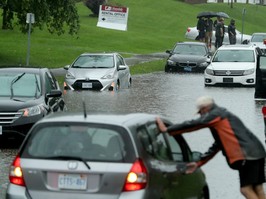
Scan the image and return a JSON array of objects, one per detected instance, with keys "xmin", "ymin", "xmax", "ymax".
[{"xmin": 0, "ymin": 0, "xmax": 80, "ymax": 35}]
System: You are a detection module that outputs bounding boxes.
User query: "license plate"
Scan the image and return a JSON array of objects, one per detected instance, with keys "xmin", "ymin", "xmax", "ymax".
[
  {"xmin": 223, "ymin": 78, "xmax": 233, "ymax": 83},
  {"xmin": 82, "ymin": 82, "xmax": 92, "ymax": 88},
  {"xmin": 0, "ymin": 126, "xmax": 2, "ymax": 135},
  {"xmin": 58, "ymin": 174, "xmax": 87, "ymax": 190},
  {"xmin": 184, "ymin": 67, "xmax": 192, "ymax": 72}
]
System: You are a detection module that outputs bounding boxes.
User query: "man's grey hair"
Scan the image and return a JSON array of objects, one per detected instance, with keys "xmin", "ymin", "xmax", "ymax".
[{"xmin": 196, "ymin": 96, "xmax": 214, "ymax": 111}]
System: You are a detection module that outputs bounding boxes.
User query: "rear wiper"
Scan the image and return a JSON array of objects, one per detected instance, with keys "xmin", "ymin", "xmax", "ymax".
[
  {"xmin": 43, "ymin": 155, "xmax": 91, "ymax": 170},
  {"xmin": 10, "ymin": 73, "xmax": 26, "ymax": 99}
]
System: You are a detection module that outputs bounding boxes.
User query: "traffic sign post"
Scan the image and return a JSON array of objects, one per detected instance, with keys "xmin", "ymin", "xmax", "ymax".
[{"xmin": 26, "ymin": 13, "xmax": 35, "ymax": 66}]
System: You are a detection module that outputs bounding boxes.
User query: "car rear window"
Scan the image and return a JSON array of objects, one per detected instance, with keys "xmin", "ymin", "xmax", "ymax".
[{"xmin": 21, "ymin": 122, "xmax": 135, "ymax": 163}]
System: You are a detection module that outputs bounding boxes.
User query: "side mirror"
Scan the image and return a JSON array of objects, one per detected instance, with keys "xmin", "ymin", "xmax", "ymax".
[
  {"xmin": 118, "ymin": 65, "xmax": 127, "ymax": 71},
  {"xmin": 166, "ymin": 50, "xmax": 172, "ymax": 54},
  {"xmin": 46, "ymin": 89, "xmax": 62, "ymax": 98},
  {"xmin": 63, "ymin": 65, "xmax": 70, "ymax": 70}
]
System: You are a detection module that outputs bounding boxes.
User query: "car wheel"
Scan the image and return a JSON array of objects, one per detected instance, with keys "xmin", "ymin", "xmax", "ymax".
[
  {"xmin": 165, "ymin": 65, "xmax": 172, "ymax": 72},
  {"xmin": 199, "ymin": 186, "xmax": 209, "ymax": 199},
  {"xmin": 128, "ymin": 78, "xmax": 132, "ymax": 88},
  {"xmin": 116, "ymin": 81, "xmax": 120, "ymax": 90}
]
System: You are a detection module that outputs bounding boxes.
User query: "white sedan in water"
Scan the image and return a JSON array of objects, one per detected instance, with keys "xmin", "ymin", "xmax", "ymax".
[{"xmin": 185, "ymin": 25, "xmax": 251, "ymax": 45}]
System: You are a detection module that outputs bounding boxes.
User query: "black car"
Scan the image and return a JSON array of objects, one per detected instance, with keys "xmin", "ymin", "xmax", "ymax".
[
  {"xmin": 255, "ymin": 54, "xmax": 266, "ymax": 99},
  {"xmin": 0, "ymin": 67, "xmax": 65, "ymax": 144},
  {"xmin": 165, "ymin": 41, "xmax": 211, "ymax": 72}
]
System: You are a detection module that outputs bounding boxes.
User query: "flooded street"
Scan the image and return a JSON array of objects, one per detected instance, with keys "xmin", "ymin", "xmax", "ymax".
[{"xmin": 1, "ymin": 71, "xmax": 266, "ymax": 199}]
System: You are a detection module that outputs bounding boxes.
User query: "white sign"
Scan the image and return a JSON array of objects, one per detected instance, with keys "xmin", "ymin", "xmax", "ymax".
[
  {"xmin": 26, "ymin": 13, "xmax": 35, "ymax": 24},
  {"xmin": 97, "ymin": 5, "xmax": 129, "ymax": 31}
]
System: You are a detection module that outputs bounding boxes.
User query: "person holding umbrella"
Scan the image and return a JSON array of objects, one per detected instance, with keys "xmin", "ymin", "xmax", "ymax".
[
  {"xmin": 197, "ymin": 16, "xmax": 206, "ymax": 42},
  {"xmin": 228, "ymin": 19, "xmax": 236, "ymax": 44},
  {"xmin": 205, "ymin": 17, "xmax": 213, "ymax": 48},
  {"xmin": 156, "ymin": 95, "xmax": 266, "ymax": 199},
  {"xmin": 215, "ymin": 17, "xmax": 225, "ymax": 49}
]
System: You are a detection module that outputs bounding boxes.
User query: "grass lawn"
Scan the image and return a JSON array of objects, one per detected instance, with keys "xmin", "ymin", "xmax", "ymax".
[{"xmin": 1, "ymin": 0, "xmax": 266, "ymax": 70}]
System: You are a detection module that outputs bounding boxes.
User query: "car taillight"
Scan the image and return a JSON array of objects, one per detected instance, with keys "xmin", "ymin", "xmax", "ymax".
[
  {"xmin": 262, "ymin": 106, "xmax": 266, "ymax": 118},
  {"xmin": 264, "ymin": 39, "xmax": 266, "ymax": 45},
  {"xmin": 9, "ymin": 155, "xmax": 25, "ymax": 186},
  {"xmin": 187, "ymin": 28, "xmax": 191, "ymax": 32},
  {"xmin": 122, "ymin": 158, "xmax": 147, "ymax": 191}
]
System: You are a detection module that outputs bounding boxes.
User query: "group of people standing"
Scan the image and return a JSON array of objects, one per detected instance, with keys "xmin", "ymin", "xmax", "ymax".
[{"xmin": 197, "ymin": 16, "xmax": 237, "ymax": 49}]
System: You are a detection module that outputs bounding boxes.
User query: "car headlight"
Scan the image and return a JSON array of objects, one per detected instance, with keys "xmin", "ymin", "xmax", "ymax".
[
  {"xmin": 167, "ymin": 60, "xmax": 176, "ymax": 66},
  {"xmin": 243, "ymin": 68, "xmax": 255, "ymax": 75},
  {"xmin": 205, "ymin": 68, "xmax": 214, "ymax": 75},
  {"xmin": 199, "ymin": 62, "xmax": 209, "ymax": 67},
  {"xmin": 20, "ymin": 105, "xmax": 44, "ymax": 117},
  {"xmin": 65, "ymin": 72, "xmax": 75, "ymax": 79},
  {"xmin": 101, "ymin": 73, "xmax": 114, "ymax": 79}
]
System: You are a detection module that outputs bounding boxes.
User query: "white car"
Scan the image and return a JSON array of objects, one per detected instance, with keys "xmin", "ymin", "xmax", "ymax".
[
  {"xmin": 64, "ymin": 52, "xmax": 132, "ymax": 91},
  {"xmin": 204, "ymin": 44, "xmax": 262, "ymax": 87},
  {"xmin": 185, "ymin": 25, "xmax": 251, "ymax": 45},
  {"xmin": 248, "ymin": 32, "xmax": 266, "ymax": 54}
]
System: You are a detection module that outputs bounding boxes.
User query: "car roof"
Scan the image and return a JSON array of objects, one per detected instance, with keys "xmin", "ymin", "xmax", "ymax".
[
  {"xmin": 79, "ymin": 52, "xmax": 120, "ymax": 56},
  {"xmin": 0, "ymin": 67, "xmax": 48, "ymax": 74},
  {"xmin": 217, "ymin": 44, "xmax": 257, "ymax": 50},
  {"xmin": 251, "ymin": 32, "xmax": 266, "ymax": 36},
  {"xmin": 176, "ymin": 41, "xmax": 207, "ymax": 46},
  {"xmin": 36, "ymin": 112, "xmax": 170, "ymax": 127}
]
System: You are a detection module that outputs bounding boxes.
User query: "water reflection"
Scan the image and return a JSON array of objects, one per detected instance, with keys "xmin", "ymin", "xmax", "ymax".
[{"xmin": 1, "ymin": 72, "xmax": 266, "ymax": 199}]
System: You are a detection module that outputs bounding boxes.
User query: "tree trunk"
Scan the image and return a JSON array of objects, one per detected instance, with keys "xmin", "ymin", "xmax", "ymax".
[{"xmin": 2, "ymin": 6, "xmax": 8, "ymax": 29}]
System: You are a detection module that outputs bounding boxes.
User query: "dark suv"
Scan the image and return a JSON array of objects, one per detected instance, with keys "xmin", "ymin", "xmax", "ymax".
[{"xmin": 0, "ymin": 67, "xmax": 65, "ymax": 145}]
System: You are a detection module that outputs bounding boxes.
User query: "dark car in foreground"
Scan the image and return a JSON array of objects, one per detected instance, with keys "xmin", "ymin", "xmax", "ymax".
[
  {"xmin": 0, "ymin": 67, "xmax": 65, "ymax": 144},
  {"xmin": 6, "ymin": 112, "xmax": 209, "ymax": 199},
  {"xmin": 165, "ymin": 42, "xmax": 211, "ymax": 73}
]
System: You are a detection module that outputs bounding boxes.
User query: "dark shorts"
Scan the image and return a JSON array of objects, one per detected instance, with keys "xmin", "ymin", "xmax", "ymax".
[{"xmin": 235, "ymin": 159, "xmax": 265, "ymax": 187}]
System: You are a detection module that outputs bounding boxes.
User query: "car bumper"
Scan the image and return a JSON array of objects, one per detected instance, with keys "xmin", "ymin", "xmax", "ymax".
[
  {"xmin": 204, "ymin": 74, "xmax": 255, "ymax": 86},
  {"xmin": 64, "ymin": 78, "xmax": 116, "ymax": 91},
  {"xmin": 6, "ymin": 184, "xmax": 30, "ymax": 199}
]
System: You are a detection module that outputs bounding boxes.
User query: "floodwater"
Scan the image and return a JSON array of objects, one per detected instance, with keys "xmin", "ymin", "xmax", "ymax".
[{"xmin": 1, "ymin": 72, "xmax": 266, "ymax": 199}]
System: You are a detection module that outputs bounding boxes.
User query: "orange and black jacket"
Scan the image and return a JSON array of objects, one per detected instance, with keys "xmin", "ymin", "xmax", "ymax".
[{"xmin": 167, "ymin": 104, "xmax": 266, "ymax": 168}]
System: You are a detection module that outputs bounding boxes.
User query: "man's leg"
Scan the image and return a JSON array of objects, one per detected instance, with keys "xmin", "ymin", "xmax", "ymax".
[
  {"xmin": 240, "ymin": 185, "xmax": 259, "ymax": 199},
  {"xmin": 254, "ymin": 184, "xmax": 266, "ymax": 199}
]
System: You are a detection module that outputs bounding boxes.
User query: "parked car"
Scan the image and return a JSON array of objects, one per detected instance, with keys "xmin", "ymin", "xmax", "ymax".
[
  {"xmin": 165, "ymin": 41, "xmax": 211, "ymax": 72},
  {"xmin": 6, "ymin": 112, "xmax": 209, "ymax": 199},
  {"xmin": 248, "ymin": 32, "xmax": 266, "ymax": 54},
  {"xmin": 255, "ymin": 53, "xmax": 266, "ymax": 99},
  {"xmin": 0, "ymin": 67, "xmax": 65, "ymax": 144},
  {"xmin": 64, "ymin": 52, "xmax": 132, "ymax": 91},
  {"xmin": 204, "ymin": 44, "xmax": 262, "ymax": 86},
  {"xmin": 185, "ymin": 25, "xmax": 251, "ymax": 45}
]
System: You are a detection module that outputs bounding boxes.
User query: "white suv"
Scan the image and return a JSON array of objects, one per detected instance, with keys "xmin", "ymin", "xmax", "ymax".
[{"xmin": 204, "ymin": 44, "xmax": 262, "ymax": 87}]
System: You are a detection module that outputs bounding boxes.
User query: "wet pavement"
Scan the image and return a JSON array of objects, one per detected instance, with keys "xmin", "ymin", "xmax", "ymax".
[{"xmin": 1, "ymin": 70, "xmax": 266, "ymax": 198}]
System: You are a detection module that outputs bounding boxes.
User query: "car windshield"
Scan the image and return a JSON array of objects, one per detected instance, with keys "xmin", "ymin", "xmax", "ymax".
[
  {"xmin": 173, "ymin": 44, "xmax": 207, "ymax": 56},
  {"xmin": 251, "ymin": 35, "xmax": 266, "ymax": 42},
  {"xmin": 212, "ymin": 50, "xmax": 255, "ymax": 62},
  {"xmin": 0, "ymin": 72, "xmax": 41, "ymax": 98},
  {"xmin": 72, "ymin": 55, "xmax": 114, "ymax": 68},
  {"xmin": 22, "ymin": 123, "xmax": 135, "ymax": 163}
]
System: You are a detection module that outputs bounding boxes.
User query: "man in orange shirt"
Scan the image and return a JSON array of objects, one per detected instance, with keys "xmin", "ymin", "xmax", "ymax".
[{"xmin": 156, "ymin": 96, "xmax": 266, "ymax": 199}]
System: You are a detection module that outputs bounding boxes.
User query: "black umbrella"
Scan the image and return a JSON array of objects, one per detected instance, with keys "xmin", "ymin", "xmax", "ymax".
[
  {"xmin": 197, "ymin": 11, "xmax": 217, "ymax": 18},
  {"xmin": 216, "ymin": 12, "xmax": 230, "ymax": 19}
]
